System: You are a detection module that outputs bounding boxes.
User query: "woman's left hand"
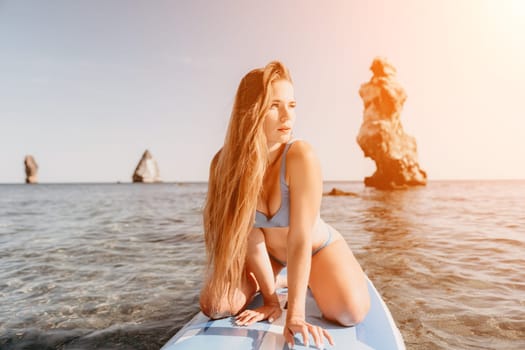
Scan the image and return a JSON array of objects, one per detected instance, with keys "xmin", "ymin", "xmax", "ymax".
[
  {"xmin": 284, "ymin": 316, "xmax": 334, "ymax": 349},
  {"xmin": 235, "ymin": 303, "xmax": 282, "ymax": 326}
]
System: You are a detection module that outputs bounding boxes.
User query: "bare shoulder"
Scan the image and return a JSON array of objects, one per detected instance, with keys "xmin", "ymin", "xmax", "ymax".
[
  {"xmin": 286, "ymin": 140, "xmax": 321, "ymax": 177},
  {"xmin": 288, "ymin": 140, "xmax": 318, "ymax": 162}
]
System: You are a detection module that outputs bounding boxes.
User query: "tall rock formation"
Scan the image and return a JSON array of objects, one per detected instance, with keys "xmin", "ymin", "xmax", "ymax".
[
  {"xmin": 357, "ymin": 57, "xmax": 427, "ymax": 190},
  {"xmin": 24, "ymin": 155, "xmax": 38, "ymax": 184},
  {"xmin": 132, "ymin": 150, "xmax": 162, "ymax": 183}
]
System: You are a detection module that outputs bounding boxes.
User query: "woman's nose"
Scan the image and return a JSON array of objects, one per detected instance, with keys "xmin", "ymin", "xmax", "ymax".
[{"xmin": 280, "ymin": 107, "xmax": 291, "ymax": 121}]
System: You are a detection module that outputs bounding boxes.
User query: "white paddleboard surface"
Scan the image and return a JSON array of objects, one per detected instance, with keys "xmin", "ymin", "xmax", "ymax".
[{"xmin": 161, "ymin": 276, "xmax": 405, "ymax": 349}]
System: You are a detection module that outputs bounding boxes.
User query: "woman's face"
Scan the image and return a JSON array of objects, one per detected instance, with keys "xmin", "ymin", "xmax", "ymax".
[{"xmin": 263, "ymin": 79, "xmax": 296, "ymax": 146}]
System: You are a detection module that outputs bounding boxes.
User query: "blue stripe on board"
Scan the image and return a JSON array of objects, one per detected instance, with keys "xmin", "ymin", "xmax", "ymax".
[{"xmin": 192, "ymin": 316, "xmax": 273, "ymax": 347}]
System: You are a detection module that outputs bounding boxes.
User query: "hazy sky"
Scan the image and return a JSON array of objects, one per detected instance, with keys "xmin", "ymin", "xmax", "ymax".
[{"xmin": 1, "ymin": 0, "xmax": 524, "ymax": 183}]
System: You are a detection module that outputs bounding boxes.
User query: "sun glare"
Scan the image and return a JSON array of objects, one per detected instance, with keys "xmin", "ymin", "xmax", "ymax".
[
  {"xmin": 480, "ymin": 0, "xmax": 525, "ymax": 55},
  {"xmin": 483, "ymin": 0, "xmax": 525, "ymax": 22}
]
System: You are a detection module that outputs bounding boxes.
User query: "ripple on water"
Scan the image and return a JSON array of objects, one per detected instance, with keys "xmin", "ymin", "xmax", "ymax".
[{"xmin": 1, "ymin": 182, "xmax": 525, "ymax": 349}]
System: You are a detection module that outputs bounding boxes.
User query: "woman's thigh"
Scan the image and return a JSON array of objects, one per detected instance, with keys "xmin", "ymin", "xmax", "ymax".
[{"xmin": 309, "ymin": 239, "xmax": 370, "ymax": 326}]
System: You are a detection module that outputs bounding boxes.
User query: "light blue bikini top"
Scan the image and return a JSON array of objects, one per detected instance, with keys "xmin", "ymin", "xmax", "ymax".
[{"xmin": 254, "ymin": 140, "xmax": 295, "ymax": 228}]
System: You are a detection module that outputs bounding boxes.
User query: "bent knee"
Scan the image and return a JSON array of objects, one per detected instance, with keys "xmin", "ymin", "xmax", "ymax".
[
  {"xmin": 335, "ymin": 305, "xmax": 370, "ymax": 326},
  {"xmin": 326, "ymin": 296, "xmax": 371, "ymax": 326},
  {"xmin": 200, "ymin": 298, "xmax": 232, "ymax": 319},
  {"xmin": 201, "ymin": 306, "xmax": 234, "ymax": 320},
  {"xmin": 199, "ymin": 292, "xmax": 241, "ymax": 319}
]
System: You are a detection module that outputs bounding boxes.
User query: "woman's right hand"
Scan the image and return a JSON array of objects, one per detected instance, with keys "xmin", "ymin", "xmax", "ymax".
[
  {"xmin": 234, "ymin": 301, "xmax": 282, "ymax": 326},
  {"xmin": 284, "ymin": 315, "xmax": 334, "ymax": 349}
]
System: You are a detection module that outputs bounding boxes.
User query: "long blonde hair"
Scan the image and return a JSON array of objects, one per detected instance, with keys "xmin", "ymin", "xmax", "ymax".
[{"xmin": 203, "ymin": 61, "xmax": 292, "ymax": 307}]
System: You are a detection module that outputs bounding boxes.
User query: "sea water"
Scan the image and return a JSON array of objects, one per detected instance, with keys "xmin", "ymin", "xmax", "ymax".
[{"xmin": 0, "ymin": 181, "xmax": 523, "ymax": 349}]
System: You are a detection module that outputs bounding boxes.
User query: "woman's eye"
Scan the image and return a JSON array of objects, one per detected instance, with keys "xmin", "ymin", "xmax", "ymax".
[{"xmin": 270, "ymin": 103, "xmax": 279, "ymax": 109}]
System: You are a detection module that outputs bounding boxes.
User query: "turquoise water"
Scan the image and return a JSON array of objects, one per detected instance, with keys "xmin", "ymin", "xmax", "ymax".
[{"xmin": 1, "ymin": 181, "xmax": 524, "ymax": 349}]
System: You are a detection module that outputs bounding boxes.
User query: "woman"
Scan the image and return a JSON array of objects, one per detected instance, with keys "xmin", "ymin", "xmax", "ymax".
[{"xmin": 199, "ymin": 61, "xmax": 370, "ymax": 349}]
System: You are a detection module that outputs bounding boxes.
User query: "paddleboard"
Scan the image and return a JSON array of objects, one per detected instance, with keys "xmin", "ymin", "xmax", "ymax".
[{"xmin": 161, "ymin": 274, "xmax": 405, "ymax": 349}]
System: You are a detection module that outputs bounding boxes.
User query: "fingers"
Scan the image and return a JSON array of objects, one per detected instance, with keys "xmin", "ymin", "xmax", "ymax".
[
  {"xmin": 308, "ymin": 324, "xmax": 322, "ymax": 349},
  {"xmin": 235, "ymin": 310, "xmax": 263, "ymax": 326},
  {"xmin": 284, "ymin": 325, "xmax": 309, "ymax": 349},
  {"xmin": 299, "ymin": 325, "xmax": 309, "ymax": 348},
  {"xmin": 285, "ymin": 323, "xmax": 335, "ymax": 349},
  {"xmin": 309, "ymin": 324, "xmax": 334, "ymax": 349},
  {"xmin": 284, "ymin": 326, "xmax": 295, "ymax": 349},
  {"xmin": 235, "ymin": 305, "xmax": 282, "ymax": 326},
  {"xmin": 268, "ymin": 308, "xmax": 282, "ymax": 323},
  {"xmin": 322, "ymin": 327, "xmax": 335, "ymax": 346}
]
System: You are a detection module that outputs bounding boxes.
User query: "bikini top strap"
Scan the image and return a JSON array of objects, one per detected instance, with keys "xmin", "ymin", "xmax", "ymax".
[{"xmin": 280, "ymin": 139, "xmax": 298, "ymax": 185}]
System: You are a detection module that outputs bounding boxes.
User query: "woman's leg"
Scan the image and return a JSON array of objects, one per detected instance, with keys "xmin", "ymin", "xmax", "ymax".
[
  {"xmin": 200, "ymin": 228, "xmax": 282, "ymax": 319},
  {"xmin": 309, "ymin": 238, "xmax": 370, "ymax": 326},
  {"xmin": 199, "ymin": 267, "xmax": 258, "ymax": 319}
]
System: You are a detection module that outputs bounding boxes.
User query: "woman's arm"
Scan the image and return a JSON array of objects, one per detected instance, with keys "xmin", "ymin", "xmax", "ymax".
[
  {"xmin": 285, "ymin": 141, "xmax": 332, "ymax": 348},
  {"xmin": 235, "ymin": 228, "xmax": 282, "ymax": 325}
]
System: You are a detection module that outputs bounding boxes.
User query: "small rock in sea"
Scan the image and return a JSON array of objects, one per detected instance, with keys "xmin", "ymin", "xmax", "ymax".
[
  {"xmin": 324, "ymin": 188, "xmax": 358, "ymax": 197},
  {"xmin": 24, "ymin": 155, "xmax": 38, "ymax": 184},
  {"xmin": 132, "ymin": 150, "xmax": 162, "ymax": 183}
]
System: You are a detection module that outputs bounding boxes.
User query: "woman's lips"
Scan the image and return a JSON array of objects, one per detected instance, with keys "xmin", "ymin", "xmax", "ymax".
[{"xmin": 278, "ymin": 127, "xmax": 291, "ymax": 132}]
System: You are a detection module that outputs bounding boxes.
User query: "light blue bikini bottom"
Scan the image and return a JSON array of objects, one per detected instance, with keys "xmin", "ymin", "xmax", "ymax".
[{"xmin": 268, "ymin": 227, "xmax": 334, "ymax": 267}]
